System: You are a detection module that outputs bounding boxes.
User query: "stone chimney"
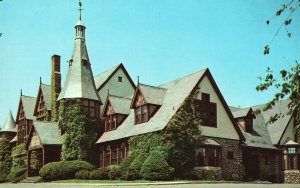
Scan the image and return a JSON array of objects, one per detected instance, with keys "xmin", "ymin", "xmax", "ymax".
[{"xmin": 51, "ymin": 55, "xmax": 61, "ymax": 121}]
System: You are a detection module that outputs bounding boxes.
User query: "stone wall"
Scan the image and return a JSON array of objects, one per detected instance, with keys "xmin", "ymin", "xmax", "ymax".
[
  {"xmin": 206, "ymin": 137, "xmax": 245, "ymax": 181},
  {"xmin": 282, "ymin": 170, "xmax": 300, "ymax": 184}
]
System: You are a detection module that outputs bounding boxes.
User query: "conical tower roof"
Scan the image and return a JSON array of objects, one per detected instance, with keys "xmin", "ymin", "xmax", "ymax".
[
  {"xmin": 57, "ymin": 3, "xmax": 101, "ymax": 103},
  {"xmin": 0, "ymin": 111, "xmax": 16, "ymax": 133}
]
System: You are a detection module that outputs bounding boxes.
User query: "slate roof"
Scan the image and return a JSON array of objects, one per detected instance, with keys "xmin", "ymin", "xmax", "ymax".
[
  {"xmin": 231, "ymin": 107, "xmax": 252, "ymax": 118},
  {"xmin": 41, "ymin": 84, "xmax": 51, "ymax": 110},
  {"xmin": 21, "ymin": 95, "xmax": 36, "ymax": 120},
  {"xmin": 94, "ymin": 64, "xmax": 120, "ymax": 90},
  {"xmin": 106, "ymin": 95, "xmax": 132, "ymax": 115},
  {"xmin": 137, "ymin": 84, "xmax": 167, "ymax": 106},
  {"xmin": 97, "ymin": 69, "xmax": 207, "ymax": 143},
  {"xmin": 33, "ymin": 121, "xmax": 61, "ymax": 145},
  {"xmin": 229, "ymin": 107, "xmax": 277, "ymax": 150},
  {"xmin": 57, "ymin": 20, "xmax": 101, "ymax": 103},
  {"xmin": 252, "ymin": 99, "xmax": 292, "ymax": 145},
  {"xmin": 0, "ymin": 111, "xmax": 16, "ymax": 133}
]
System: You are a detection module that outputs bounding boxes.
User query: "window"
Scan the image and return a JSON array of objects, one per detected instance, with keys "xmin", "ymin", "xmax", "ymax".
[
  {"xmin": 284, "ymin": 147, "xmax": 300, "ymax": 170},
  {"xmin": 227, "ymin": 151, "xmax": 234, "ymax": 160},
  {"xmin": 194, "ymin": 93, "xmax": 217, "ymax": 127},
  {"xmin": 288, "ymin": 147, "xmax": 296, "ymax": 154},
  {"xmin": 118, "ymin": 76, "xmax": 123, "ymax": 82},
  {"xmin": 196, "ymin": 147, "xmax": 220, "ymax": 167},
  {"xmin": 135, "ymin": 104, "xmax": 148, "ymax": 124},
  {"xmin": 105, "ymin": 115, "xmax": 117, "ymax": 131},
  {"xmin": 82, "ymin": 99, "xmax": 99, "ymax": 118}
]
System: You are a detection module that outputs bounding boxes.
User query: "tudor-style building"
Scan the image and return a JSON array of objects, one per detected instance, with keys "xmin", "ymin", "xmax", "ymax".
[
  {"xmin": 4, "ymin": 1, "xmax": 300, "ymax": 183},
  {"xmin": 16, "ymin": 93, "xmax": 36, "ymax": 145}
]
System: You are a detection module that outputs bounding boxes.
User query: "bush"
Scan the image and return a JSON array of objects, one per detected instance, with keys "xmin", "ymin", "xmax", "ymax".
[
  {"xmin": 6, "ymin": 168, "xmax": 27, "ymax": 183},
  {"xmin": 89, "ymin": 168, "xmax": 109, "ymax": 180},
  {"xmin": 0, "ymin": 139, "xmax": 13, "ymax": 182},
  {"xmin": 141, "ymin": 149, "xmax": 174, "ymax": 181},
  {"xmin": 127, "ymin": 154, "xmax": 146, "ymax": 180},
  {"xmin": 40, "ymin": 160, "xmax": 95, "ymax": 181},
  {"xmin": 201, "ymin": 169, "xmax": 221, "ymax": 181},
  {"xmin": 75, "ymin": 170, "xmax": 91, "ymax": 180},
  {"xmin": 108, "ymin": 165, "xmax": 121, "ymax": 180},
  {"xmin": 119, "ymin": 154, "xmax": 135, "ymax": 180}
]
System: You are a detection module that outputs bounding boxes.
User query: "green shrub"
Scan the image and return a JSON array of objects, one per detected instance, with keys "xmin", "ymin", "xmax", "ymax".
[
  {"xmin": 0, "ymin": 139, "xmax": 13, "ymax": 182},
  {"xmin": 89, "ymin": 168, "xmax": 109, "ymax": 180},
  {"xmin": 119, "ymin": 154, "xmax": 135, "ymax": 180},
  {"xmin": 40, "ymin": 160, "xmax": 95, "ymax": 181},
  {"xmin": 127, "ymin": 153, "xmax": 146, "ymax": 180},
  {"xmin": 6, "ymin": 168, "xmax": 27, "ymax": 183},
  {"xmin": 141, "ymin": 149, "xmax": 174, "ymax": 181},
  {"xmin": 201, "ymin": 169, "xmax": 221, "ymax": 181},
  {"xmin": 108, "ymin": 165, "xmax": 121, "ymax": 180},
  {"xmin": 75, "ymin": 170, "xmax": 91, "ymax": 180}
]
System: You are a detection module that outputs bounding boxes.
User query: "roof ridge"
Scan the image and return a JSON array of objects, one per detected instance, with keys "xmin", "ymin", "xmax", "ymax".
[
  {"xmin": 160, "ymin": 68, "xmax": 208, "ymax": 87},
  {"xmin": 41, "ymin": 83, "xmax": 51, "ymax": 87},
  {"xmin": 139, "ymin": 83, "xmax": 167, "ymax": 90},
  {"xmin": 21, "ymin": 95, "xmax": 36, "ymax": 99},
  {"xmin": 94, "ymin": 63, "xmax": 121, "ymax": 78},
  {"xmin": 109, "ymin": 94, "xmax": 132, "ymax": 100}
]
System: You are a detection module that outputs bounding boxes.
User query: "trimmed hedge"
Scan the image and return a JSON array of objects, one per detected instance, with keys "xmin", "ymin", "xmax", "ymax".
[
  {"xmin": 119, "ymin": 153, "xmax": 135, "ymax": 180},
  {"xmin": 75, "ymin": 170, "xmax": 91, "ymax": 180},
  {"xmin": 108, "ymin": 165, "xmax": 121, "ymax": 180},
  {"xmin": 141, "ymin": 149, "xmax": 174, "ymax": 181},
  {"xmin": 89, "ymin": 168, "xmax": 109, "ymax": 180},
  {"xmin": 40, "ymin": 160, "xmax": 95, "ymax": 181},
  {"xmin": 0, "ymin": 139, "xmax": 13, "ymax": 182},
  {"xmin": 6, "ymin": 168, "xmax": 27, "ymax": 183}
]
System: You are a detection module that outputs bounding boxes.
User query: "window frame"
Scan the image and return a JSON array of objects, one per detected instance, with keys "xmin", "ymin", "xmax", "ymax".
[
  {"xmin": 195, "ymin": 146, "xmax": 221, "ymax": 167},
  {"xmin": 194, "ymin": 93, "xmax": 217, "ymax": 127}
]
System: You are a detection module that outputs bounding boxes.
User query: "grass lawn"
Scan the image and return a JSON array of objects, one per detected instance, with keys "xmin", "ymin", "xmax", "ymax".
[{"xmin": 50, "ymin": 179, "xmax": 157, "ymax": 183}]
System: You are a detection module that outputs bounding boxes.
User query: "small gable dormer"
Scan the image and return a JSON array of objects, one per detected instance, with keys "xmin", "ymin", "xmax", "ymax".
[
  {"xmin": 231, "ymin": 107, "xmax": 255, "ymax": 133},
  {"xmin": 102, "ymin": 95, "xmax": 131, "ymax": 131},
  {"xmin": 130, "ymin": 84, "xmax": 166, "ymax": 125},
  {"xmin": 34, "ymin": 84, "xmax": 51, "ymax": 121}
]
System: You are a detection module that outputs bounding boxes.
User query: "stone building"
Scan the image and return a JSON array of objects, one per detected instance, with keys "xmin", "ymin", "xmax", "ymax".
[{"xmin": 3, "ymin": 2, "xmax": 299, "ymax": 183}]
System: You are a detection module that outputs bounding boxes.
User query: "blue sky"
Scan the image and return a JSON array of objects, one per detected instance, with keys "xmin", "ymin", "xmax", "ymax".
[{"xmin": 0, "ymin": 0, "xmax": 299, "ymax": 126}]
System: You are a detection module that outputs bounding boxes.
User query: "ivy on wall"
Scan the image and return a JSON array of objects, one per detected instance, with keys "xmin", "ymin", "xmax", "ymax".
[
  {"xmin": 163, "ymin": 94, "xmax": 202, "ymax": 178},
  {"xmin": 10, "ymin": 143, "xmax": 27, "ymax": 171},
  {"xmin": 0, "ymin": 138, "xmax": 13, "ymax": 182},
  {"xmin": 59, "ymin": 99, "xmax": 100, "ymax": 164}
]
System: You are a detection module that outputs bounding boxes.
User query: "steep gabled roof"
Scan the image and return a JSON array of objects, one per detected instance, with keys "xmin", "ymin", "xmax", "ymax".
[
  {"xmin": 94, "ymin": 63, "xmax": 136, "ymax": 92},
  {"xmin": 26, "ymin": 121, "xmax": 61, "ymax": 149},
  {"xmin": 230, "ymin": 107, "xmax": 277, "ymax": 150},
  {"xmin": 41, "ymin": 84, "xmax": 51, "ymax": 110},
  {"xmin": 33, "ymin": 84, "xmax": 51, "ymax": 115},
  {"xmin": 230, "ymin": 107, "xmax": 253, "ymax": 119},
  {"xmin": 0, "ymin": 111, "xmax": 16, "ymax": 133},
  {"xmin": 102, "ymin": 95, "xmax": 132, "ymax": 116},
  {"xmin": 97, "ymin": 68, "xmax": 244, "ymax": 144},
  {"xmin": 17, "ymin": 95, "xmax": 36, "ymax": 121},
  {"xmin": 252, "ymin": 99, "xmax": 292, "ymax": 145},
  {"xmin": 131, "ymin": 84, "xmax": 167, "ymax": 107}
]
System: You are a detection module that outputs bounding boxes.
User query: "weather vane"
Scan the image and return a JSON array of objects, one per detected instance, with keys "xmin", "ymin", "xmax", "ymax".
[{"xmin": 79, "ymin": 0, "xmax": 83, "ymax": 20}]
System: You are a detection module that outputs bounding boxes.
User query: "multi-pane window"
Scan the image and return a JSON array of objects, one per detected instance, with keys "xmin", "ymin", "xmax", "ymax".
[
  {"xmin": 288, "ymin": 147, "xmax": 296, "ymax": 154},
  {"xmin": 284, "ymin": 147, "xmax": 300, "ymax": 170},
  {"xmin": 135, "ymin": 104, "xmax": 148, "ymax": 124},
  {"xmin": 105, "ymin": 115, "xmax": 117, "ymax": 131},
  {"xmin": 195, "ymin": 93, "xmax": 217, "ymax": 127},
  {"xmin": 83, "ymin": 99, "xmax": 99, "ymax": 118},
  {"xmin": 196, "ymin": 147, "xmax": 220, "ymax": 167}
]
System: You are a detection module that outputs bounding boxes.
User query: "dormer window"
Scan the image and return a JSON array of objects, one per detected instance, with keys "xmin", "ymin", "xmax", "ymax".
[
  {"xmin": 135, "ymin": 104, "xmax": 148, "ymax": 124},
  {"xmin": 194, "ymin": 93, "xmax": 217, "ymax": 127}
]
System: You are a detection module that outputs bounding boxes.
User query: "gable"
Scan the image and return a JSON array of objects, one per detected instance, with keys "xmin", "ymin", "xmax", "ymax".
[
  {"xmin": 131, "ymin": 88, "xmax": 146, "ymax": 108},
  {"xmin": 34, "ymin": 86, "xmax": 46, "ymax": 116},
  {"xmin": 98, "ymin": 67, "xmax": 135, "ymax": 112},
  {"xmin": 16, "ymin": 99, "xmax": 25, "ymax": 122},
  {"xmin": 279, "ymin": 116, "xmax": 295, "ymax": 145},
  {"xmin": 102, "ymin": 98, "xmax": 114, "ymax": 117},
  {"xmin": 29, "ymin": 128, "xmax": 42, "ymax": 148},
  {"xmin": 195, "ymin": 75, "xmax": 240, "ymax": 140}
]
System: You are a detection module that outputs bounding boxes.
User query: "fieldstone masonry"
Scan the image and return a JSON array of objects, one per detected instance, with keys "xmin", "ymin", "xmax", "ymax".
[{"xmin": 282, "ymin": 170, "xmax": 300, "ymax": 184}]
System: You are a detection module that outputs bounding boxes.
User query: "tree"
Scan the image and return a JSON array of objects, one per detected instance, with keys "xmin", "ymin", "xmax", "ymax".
[{"xmin": 257, "ymin": 0, "xmax": 300, "ymax": 140}]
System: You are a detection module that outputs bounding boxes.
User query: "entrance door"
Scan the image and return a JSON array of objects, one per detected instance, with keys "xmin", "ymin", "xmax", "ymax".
[{"xmin": 243, "ymin": 150, "xmax": 260, "ymax": 180}]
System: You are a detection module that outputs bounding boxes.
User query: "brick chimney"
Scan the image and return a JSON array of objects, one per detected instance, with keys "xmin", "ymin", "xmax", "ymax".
[{"xmin": 51, "ymin": 55, "xmax": 61, "ymax": 121}]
